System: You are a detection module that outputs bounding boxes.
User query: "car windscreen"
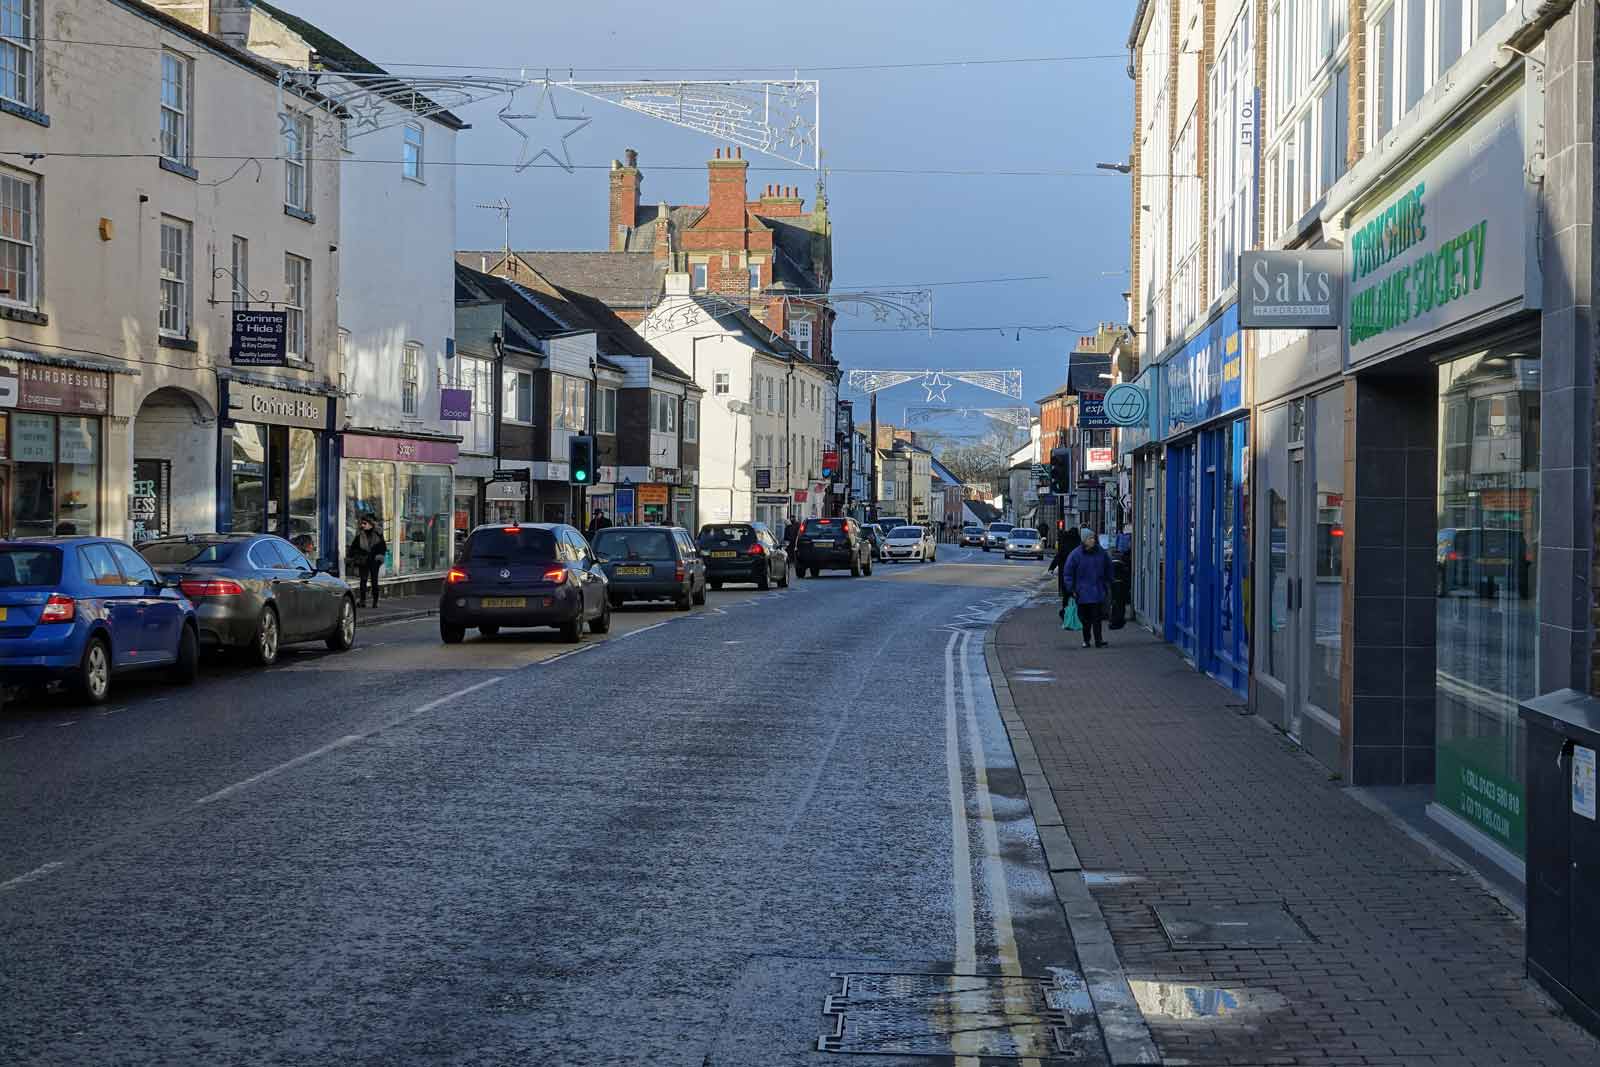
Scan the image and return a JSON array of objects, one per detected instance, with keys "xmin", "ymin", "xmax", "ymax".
[
  {"xmin": 0, "ymin": 547, "xmax": 62, "ymax": 587},
  {"xmin": 989, "ymin": 524, "xmax": 1014, "ymax": 532},
  {"xmin": 1009, "ymin": 530, "xmax": 1039, "ymax": 540},
  {"xmin": 889, "ymin": 527, "xmax": 923, "ymax": 538},
  {"xmin": 698, "ymin": 525, "xmax": 756, "ymax": 546},
  {"xmin": 594, "ymin": 528, "xmax": 674, "ymax": 560},
  {"xmin": 137, "ymin": 541, "xmax": 237, "ymax": 567},
  {"xmin": 463, "ymin": 528, "xmax": 558, "ymax": 562}
]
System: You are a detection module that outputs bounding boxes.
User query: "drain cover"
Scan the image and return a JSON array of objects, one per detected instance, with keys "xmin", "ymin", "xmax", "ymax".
[
  {"xmin": 818, "ymin": 971, "xmax": 1096, "ymax": 1059},
  {"xmin": 1154, "ymin": 902, "xmax": 1313, "ymax": 948}
]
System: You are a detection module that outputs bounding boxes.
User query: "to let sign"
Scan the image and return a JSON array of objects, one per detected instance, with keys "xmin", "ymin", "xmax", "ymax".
[
  {"xmin": 230, "ymin": 310, "xmax": 289, "ymax": 367},
  {"xmin": 1239, "ymin": 250, "xmax": 1343, "ymax": 329}
]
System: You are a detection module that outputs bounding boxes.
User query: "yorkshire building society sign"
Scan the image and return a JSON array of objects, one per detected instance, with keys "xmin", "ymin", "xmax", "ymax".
[
  {"xmin": 1345, "ymin": 86, "xmax": 1537, "ymax": 366},
  {"xmin": 1239, "ymin": 250, "xmax": 1342, "ymax": 329}
]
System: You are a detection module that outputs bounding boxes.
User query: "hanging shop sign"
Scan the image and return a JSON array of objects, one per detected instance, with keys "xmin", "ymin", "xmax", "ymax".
[
  {"xmin": 1164, "ymin": 304, "xmax": 1243, "ymax": 438},
  {"xmin": 1102, "ymin": 382, "xmax": 1150, "ymax": 427},
  {"xmin": 1345, "ymin": 86, "xmax": 1535, "ymax": 366},
  {"xmin": 439, "ymin": 388, "xmax": 473, "ymax": 422},
  {"xmin": 1078, "ymin": 390, "xmax": 1111, "ymax": 429},
  {"xmin": 129, "ymin": 458, "xmax": 171, "ymax": 542},
  {"xmin": 229, "ymin": 381, "xmax": 327, "ymax": 429},
  {"xmin": 492, "ymin": 467, "xmax": 531, "ymax": 482},
  {"xmin": 229, "ymin": 310, "xmax": 289, "ymax": 367},
  {"xmin": 17, "ymin": 364, "xmax": 109, "ymax": 415},
  {"xmin": 756, "ymin": 468, "xmax": 772, "ymax": 489},
  {"xmin": 1239, "ymin": 250, "xmax": 1343, "ymax": 329}
]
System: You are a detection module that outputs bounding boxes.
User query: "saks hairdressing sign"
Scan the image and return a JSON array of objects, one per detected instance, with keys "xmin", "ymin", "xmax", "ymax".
[
  {"xmin": 1239, "ymin": 250, "xmax": 1342, "ymax": 329},
  {"xmin": 1344, "ymin": 87, "xmax": 1535, "ymax": 364}
]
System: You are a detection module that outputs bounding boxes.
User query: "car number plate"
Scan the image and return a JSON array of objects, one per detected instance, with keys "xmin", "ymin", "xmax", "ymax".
[
  {"xmin": 811, "ymin": 539, "xmax": 833, "ymax": 547},
  {"xmin": 617, "ymin": 565, "xmax": 651, "ymax": 575},
  {"xmin": 481, "ymin": 597, "xmax": 526, "ymax": 608},
  {"xmin": 709, "ymin": 551, "xmax": 737, "ymax": 558}
]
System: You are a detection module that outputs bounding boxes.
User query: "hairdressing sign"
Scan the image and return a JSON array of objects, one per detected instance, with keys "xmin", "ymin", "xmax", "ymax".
[{"xmin": 1345, "ymin": 86, "xmax": 1535, "ymax": 366}]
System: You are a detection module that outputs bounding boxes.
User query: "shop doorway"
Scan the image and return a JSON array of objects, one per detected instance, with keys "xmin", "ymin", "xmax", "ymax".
[
  {"xmin": 1165, "ymin": 440, "xmax": 1197, "ymax": 658},
  {"xmin": 132, "ymin": 387, "xmax": 215, "ymax": 539},
  {"xmin": 229, "ymin": 424, "xmax": 319, "ymax": 540}
]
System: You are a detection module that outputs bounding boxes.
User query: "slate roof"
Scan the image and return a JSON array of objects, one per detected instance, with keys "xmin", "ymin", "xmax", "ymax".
[
  {"xmin": 967, "ymin": 500, "xmax": 1002, "ymax": 525},
  {"xmin": 461, "ymin": 251, "xmax": 667, "ymax": 311},
  {"xmin": 454, "ymin": 265, "xmax": 564, "ymax": 351},
  {"xmin": 253, "ymin": 1, "xmax": 466, "ymax": 129},
  {"xmin": 1067, "ymin": 354, "xmax": 1113, "ymax": 394},
  {"xmin": 760, "ymin": 217, "xmax": 822, "ymax": 291},
  {"xmin": 624, "ymin": 205, "xmax": 706, "ymax": 252}
]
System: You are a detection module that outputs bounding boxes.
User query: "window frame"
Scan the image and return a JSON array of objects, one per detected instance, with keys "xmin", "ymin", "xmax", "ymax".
[
  {"xmin": 504, "ymin": 367, "xmax": 534, "ymax": 425},
  {"xmin": 554, "ymin": 375, "xmax": 588, "ymax": 432},
  {"xmin": 284, "ymin": 253, "xmax": 311, "ymax": 362},
  {"xmin": 747, "ymin": 262, "xmax": 760, "ymax": 290},
  {"xmin": 159, "ymin": 49, "xmax": 193, "ymax": 167},
  {"xmin": 1263, "ymin": 0, "xmax": 1349, "ymax": 243},
  {"xmin": 597, "ymin": 385, "xmax": 618, "ymax": 434},
  {"xmin": 713, "ymin": 370, "xmax": 730, "ymax": 396},
  {"xmin": 650, "ymin": 391, "xmax": 677, "ymax": 435},
  {"xmin": 401, "ymin": 342, "xmax": 421, "ymax": 416},
  {"xmin": 402, "ymin": 121, "xmax": 424, "ymax": 182},
  {"xmin": 284, "ymin": 111, "xmax": 312, "ymax": 211},
  {"xmin": 683, "ymin": 399, "xmax": 699, "ymax": 443},
  {"xmin": 158, "ymin": 215, "xmax": 191, "ymax": 338},
  {"xmin": 230, "ymin": 235, "xmax": 249, "ymax": 311},
  {"xmin": 0, "ymin": 164, "xmax": 37, "ymax": 309},
  {"xmin": 790, "ymin": 319, "xmax": 813, "ymax": 358},
  {"xmin": 1365, "ymin": 0, "xmax": 1503, "ymax": 149},
  {"xmin": 0, "ymin": 0, "xmax": 37, "ymax": 111},
  {"xmin": 691, "ymin": 263, "xmax": 708, "ymax": 291}
]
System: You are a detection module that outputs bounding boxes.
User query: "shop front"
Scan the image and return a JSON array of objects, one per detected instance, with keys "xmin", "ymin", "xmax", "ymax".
[
  {"xmin": 0, "ymin": 360, "xmax": 111, "ymax": 539},
  {"xmin": 1163, "ymin": 304, "xmax": 1249, "ymax": 695},
  {"xmin": 341, "ymin": 433, "xmax": 459, "ymax": 589},
  {"xmin": 218, "ymin": 376, "xmax": 338, "ymax": 555},
  {"xmin": 1118, "ymin": 365, "xmax": 1163, "ymax": 633},
  {"xmin": 638, "ymin": 483, "xmax": 669, "ymax": 525},
  {"xmin": 485, "ymin": 473, "xmax": 529, "ymax": 526}
]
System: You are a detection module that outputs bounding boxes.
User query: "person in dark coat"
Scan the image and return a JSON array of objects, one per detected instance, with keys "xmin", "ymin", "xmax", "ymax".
[
  {"xmin": 347, "ymin": 514, "xmax": 388, "ymax": 609},
  {"xmin": 1109, "ymin": 545, "xmax": 1132, "ymax": 629},
  {"xmin": 1062, "ymin": 529, "xmax": 1115, "ymax": 648},
  {"xmin": 587, "ymin": 508, "xmax": 611, "ymax": 541},
  {"xmin": 1045, "ymin": 525, "xmax": 1082, "ymax": 620}
]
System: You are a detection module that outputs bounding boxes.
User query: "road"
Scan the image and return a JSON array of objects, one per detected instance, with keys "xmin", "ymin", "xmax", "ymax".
[{"xmin": 1, "ymin": 548, "xmax": 1101, "ymax": 1066}]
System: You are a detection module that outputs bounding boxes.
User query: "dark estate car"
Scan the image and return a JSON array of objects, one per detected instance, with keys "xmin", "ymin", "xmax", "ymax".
[
  {"xmin": 592, "ymin": 525, "xmax": 707, "ymax": 609},
  {"xmin": 0, "ymin": 537, "xmax": 199, "ymax": 704},
  {"xmin": 696, "ymin": 522, "xmax": 788, "ymax": 590},
  {"xmin": 137, "ymin": 534, "xmax": 356, "ymax": 665},
  {"xmin": 1437, "ymin": 527, "xmax": 1533, "ymax": 599},
  {"xmin": 440, "ymin": 523, "xmax": 611, "ymax": 643},
  {"xmin": 793, "ymin": 517, "xmax": 874, "ymax": 578}
]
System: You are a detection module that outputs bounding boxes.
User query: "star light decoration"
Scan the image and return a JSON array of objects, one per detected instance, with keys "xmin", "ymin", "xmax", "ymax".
[
  {"xmin": 498, "ymin": 81, "xmax": 592, "ymax": 173},
  {"xmin": 846, "ymin": 369, "xmax": 1024, "ymax": 399},
  {"xmin": 922, "ymin": 373, "xmax": 952, "ymax": 403}
]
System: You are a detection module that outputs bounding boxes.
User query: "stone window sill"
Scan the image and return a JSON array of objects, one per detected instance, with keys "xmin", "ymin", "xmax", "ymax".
[
  {"xmin": 284, "ymin": 204, "xmax": 316, "ymax": 224},
  {"xmin": 158, "ymin": 335, "xmax": 199, "ymax": 352},
  {"xmin": 0, "ymin": 98, "xmax": 49, "ymax": 128},
  {"xmin": 159, "ymin": 157, "xmax": 199, "ymax": 181},
  {"xmin": 0, "ymin": 304, "xmax": 47, "ymax": 326}
]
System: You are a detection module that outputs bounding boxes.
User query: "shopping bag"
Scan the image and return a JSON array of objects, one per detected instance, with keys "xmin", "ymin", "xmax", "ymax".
[{"xmin": 1062, "ymin": 598, "xmax": 1082, "ymax": 631}]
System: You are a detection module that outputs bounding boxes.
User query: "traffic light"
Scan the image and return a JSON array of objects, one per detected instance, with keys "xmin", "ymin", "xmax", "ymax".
[
  {"xmin": 568, "ymin": 435, "xmax": 596, "ymax": 485},
  {"xmin": 1049, "ymin": 446, "xmax": 1072, "ymax": 494}
]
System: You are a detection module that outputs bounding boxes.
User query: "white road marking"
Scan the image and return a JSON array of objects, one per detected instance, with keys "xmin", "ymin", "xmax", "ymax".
[
  {"xmin": 55, "ymin": 720, "xmax": 77, "ymax": 728},
  {"xmin": 616, "ymin": 620, "xmax": 672, "ymax": 639},
  {"xmin": 193, "ymin": 734, "xmax": 364, "ymax": 806},
  {"xmin": 1, "ymin": 733, "xmax": 24, "ymax": 743},
  {"xmin": 942, "ymin": 631, "xmax": 978, "ymax": 973},
  {"xmin": 959, "ymin": 630, "xmax": 1024, "ymax": 978},
  {"xmin": 0, "ymin": 861, "xmax": 64, "ymax": 893}
]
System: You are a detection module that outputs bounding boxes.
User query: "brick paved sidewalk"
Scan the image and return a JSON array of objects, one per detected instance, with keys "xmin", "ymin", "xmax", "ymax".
[{"xmin": 995, "ymin": 600, "xmax": 1599, "ymax": 1067}]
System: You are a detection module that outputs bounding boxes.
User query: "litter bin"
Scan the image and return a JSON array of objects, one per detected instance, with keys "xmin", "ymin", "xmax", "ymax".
[{"xmin": 1518, "ymin": 688, "xmax": 1600, "ymax": 1038}]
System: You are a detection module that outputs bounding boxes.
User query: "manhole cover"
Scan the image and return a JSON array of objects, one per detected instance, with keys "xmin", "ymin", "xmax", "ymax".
[
  {"xmin": 1154, "ymin": 902, "xmax": 1313, "ymax": 948},
  {"xmin": 818, "ymin": 971, "xmax": 1097, "ymax": 1059}
]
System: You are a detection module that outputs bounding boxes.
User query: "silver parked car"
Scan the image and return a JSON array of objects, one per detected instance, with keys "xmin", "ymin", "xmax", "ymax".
[{"xmin": 1004, "ymin": 528, "xmax": 1044, "ymax": 559}]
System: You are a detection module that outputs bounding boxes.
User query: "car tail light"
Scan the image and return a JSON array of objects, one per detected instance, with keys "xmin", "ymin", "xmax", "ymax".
[
  {"xmin": 503, "ymin": 527, "xmax": 521, "ymax": 534},
  {"xmin": 39, "ymin": 594, "xmax": 76, "ymax": 623},
  {"xmin": 543, "ymin": 567, "xmax": 567, "ymax": 584},
  {"xmin": 1447, "ymin": 551, "xmax": 1459, "ymax": 561},
  {"xmin": 446, "ymin": 568, "xmax": 468, "ymax": 584},
  {"xmin": 674, "ymin": 562, "xmax": 686, "ymax": 581},
  {"xmin": 178, "ymin": 579, "xmax": 244, "ymax": 598},
  {"xmin": 749, "ymin": 543, "xmax": 765, "ymax": 555}
]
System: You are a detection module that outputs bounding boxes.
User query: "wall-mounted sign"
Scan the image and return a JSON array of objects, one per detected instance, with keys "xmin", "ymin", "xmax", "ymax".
[
  {"xmin": 229, "ymin": 310, "xmax": 289, "ymax": 367},
  {"xmin": 793, "ymin": 489, "xmax": 808, "ymax": 503},
  {"xmin": 1102, "ymin": 382, "xmax": 1150, "ymax": 427},
  {"xmin": 638, "ymin": 484, "xmax": 670, "ymax": 506},
  {"xmin": 756, "ymin": 468, "xmax": 771, "ymax": 489},
  {"xmin": 484, "ymin": 479, "xmax": 528, "ymax": 501},
  {"xmin": 1078, "ymin": 390, "xmax": 1111, "ymax": 429},
  {"xmin": 1346, "ymin": 87, "xmax": 1534, "ymax": 365},
  {"xmin": 1164, "ymin": 304, "xmax": 1243, "ymax": 437},
  {"xmin": 757, "ymin": 494, "xmax": 789, "ymax": 504},
  {"xmin": 1239, "ymin": 250, "xmax": 1343, "ymax": 329},
  {"xmin": 130, "ymin": 458, "xmax": 171, "ymax": 542},
  {"xmin": 18, "ymin": 364, "xmax": 108, "ymax": 415},
  {"xmin": 439, "ymin": 388, "xmax": 472, "ymax": 422},
  {"xmin": 1576, "ymin": 746, "xmax": 1597, "ymax": 821},
  {"xmin": 492, "ymin": 467, "xmax": 531, "ymax": 482},
  {"xmin": 1085, "ymin": 447, "xmax": 1116, "ymax": 471},
  {"xmin": 229, "ymin": 381, "xmax": 327, "ymax": 429},
  {"xmin": 0, "ymin": 372, "xmax": 16, "ymax": 408},
  {"xmin": 614, "ymin": 487, "xmax": 636, "ymax": 518},
  {"xmin": 344, "ymin": 434, "xmax": 459, "ymax": 465}
]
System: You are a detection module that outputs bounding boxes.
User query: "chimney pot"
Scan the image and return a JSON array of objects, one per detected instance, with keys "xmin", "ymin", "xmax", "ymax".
[
  {"xmin": 625, "ymin": 148, "xmax": 637, "ymax": 167},
  {"xmin": 735, "ymin": 146, "xmax": 742, "ymax": 158}
]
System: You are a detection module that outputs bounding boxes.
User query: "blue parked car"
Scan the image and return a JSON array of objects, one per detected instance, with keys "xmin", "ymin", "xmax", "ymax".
[{"xmin": 0, "ymin": 537, "xmax": 199, "ymax": 705}]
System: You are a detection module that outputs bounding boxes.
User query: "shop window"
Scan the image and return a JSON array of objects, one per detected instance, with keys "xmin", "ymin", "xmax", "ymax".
[
  {"xmin": 1, "ymin": 0, "xmax": 36, "ymax": 110},
  {"xmin": 7, "ymin": 412, "xmax": 99, "ymax": 538},
  {"xmin": 159, "ymin": 50, "xmax": 192, "ymax": 167},
  {"xmin": 287, "ymin": 427, "xmax": 318, "ymax": 539},
  {"xmin": 284, "ymin": 111, "xmax": 312, "ymax": 211},
  {"xmin": 0, "ymin": 165, "xmax": 36, "ymax": 309},
  {"xmin": 159, "ymin": 216, "xmax": 190, "ymax": 337},
  {"xmin": 398, "ymin": 465, "xmax": 451, "ymax": 576},
  {"xmin": 230, "ymin": 423, "xmax": 268, "ymax": 533},
  {"xmin": 284, "ymin": 254, "xmax": 310, "ymax": 362},
  {"xmin": 402, "ymin": 343, "xmax": 420, "ymax": 416}
]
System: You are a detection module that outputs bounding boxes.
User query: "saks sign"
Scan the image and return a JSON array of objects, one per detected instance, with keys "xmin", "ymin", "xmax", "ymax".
[{"xmin": 1239, "ymin": 250, "xmax": 1343, "ymax": 329}]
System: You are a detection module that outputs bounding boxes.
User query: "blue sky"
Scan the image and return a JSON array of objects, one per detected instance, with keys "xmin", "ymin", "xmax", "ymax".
[{"xmin": 301, "ymin": 1, "xmax": 1135, "ymax": 429}]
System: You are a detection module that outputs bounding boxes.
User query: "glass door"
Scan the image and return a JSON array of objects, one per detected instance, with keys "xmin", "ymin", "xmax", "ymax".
[
  {"xmin": 1165, "ymin": 441, "xmax": 1197, "ymax": 657},
  {"xmin": 1286, "ymin": 450, "xmax": 1307, "ymax": 739},
  {"xmin": 1258, "ymin": 403, "xmax": 1302, "ymax": 735}
]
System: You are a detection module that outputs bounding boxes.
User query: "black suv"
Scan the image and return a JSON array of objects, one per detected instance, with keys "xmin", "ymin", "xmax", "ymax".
[
  {"xmin": 697, "ymin": 522, "xmax": 789, "ymax": 590},
  {"xmin": 793, "ymin": 517, "xmax": 873, "ymax": 578}
]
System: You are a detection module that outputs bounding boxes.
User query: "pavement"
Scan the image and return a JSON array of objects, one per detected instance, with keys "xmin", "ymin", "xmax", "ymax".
[
  {"xmin": 0, "ymin": 549, "xmax": 1106, "ymax": 1066},
  {"xmin": 993, "ymin": 588, "xmax": 1600, "ymax": 1066}
]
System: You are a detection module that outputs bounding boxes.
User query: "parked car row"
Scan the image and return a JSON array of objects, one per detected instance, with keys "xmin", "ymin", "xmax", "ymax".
[{"xmin": 1, "ymin": 533, "xmax": 359, "ymax": 706}]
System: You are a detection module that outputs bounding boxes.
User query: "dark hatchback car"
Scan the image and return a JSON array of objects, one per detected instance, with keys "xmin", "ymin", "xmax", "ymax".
[
  {"xmin": 592, "ymin": 525, "xmax": 706, "ymax": 609},
  {"xmin": 696, "ymin": 522, "xmax": 788, "ymax": 591},
  {"xmin": 793, "ymin": 516, "xmax": 873, "ymax": 578},
  {"xmin": 137, "ymin": 534, "xmax": 356, "ymax": 665},
  {"xmin": 441, "ymin": 524, "xmax": 610, "ymax": 643}
]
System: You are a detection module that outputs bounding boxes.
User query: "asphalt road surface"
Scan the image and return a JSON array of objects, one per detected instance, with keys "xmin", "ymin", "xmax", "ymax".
[{"xmin": 1, "ymin": 549, "xmax": 1095, "ymax": 1066}]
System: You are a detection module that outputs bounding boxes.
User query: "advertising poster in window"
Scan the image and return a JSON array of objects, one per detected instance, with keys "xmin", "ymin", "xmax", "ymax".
[
  {"xmin": 13, "ymin": 413, "xmax": 54, "ymax": 462},
  {"xmin": 58, "ymin": 417, "xmax": 97, "ymax": 465},
  {"xmin": 130, "ymin": 459, "xmax": 171, "ymax": 542}
]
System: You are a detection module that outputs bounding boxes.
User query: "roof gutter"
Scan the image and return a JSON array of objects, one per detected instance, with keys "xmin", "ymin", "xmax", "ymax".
[
  {"xmin": 1320, "ymin": 0, "xmax": 1567, "ymax": 233},
  {"xmin": 1126, "ymin": 0, "xmax": 1153, "ymax": 78}
]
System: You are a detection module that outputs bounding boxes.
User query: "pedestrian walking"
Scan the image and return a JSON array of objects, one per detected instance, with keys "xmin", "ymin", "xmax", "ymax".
[
  {"xmin": 1062, "ymin": 529, "xmax": 1114, "ymax": 649},
  {"xmin": 587, "ymin": 507, "xmax": 611, "ymax": 541},
  {"xmin": 346, "ymin": 514, "xmax": 388, "ymax": 609},
  {"xmin": 1045, "ymin": 525, "xmax": 1082, "ymax": 620},
  {"xmin": 784, "ymin": 514, "xmax": 801, "ymax": 566}
]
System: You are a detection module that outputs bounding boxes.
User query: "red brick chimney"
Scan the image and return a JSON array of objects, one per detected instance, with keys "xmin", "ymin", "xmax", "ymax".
[
  {"xmin": 609, "ymin": 149, "xmax": 641, "ymax": 251},
  {"xmin": 706, "ymin": 146, "xmax": 749, "ymax": 229}
]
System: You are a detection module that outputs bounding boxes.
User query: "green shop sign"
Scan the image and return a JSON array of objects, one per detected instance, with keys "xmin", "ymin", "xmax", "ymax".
[
  {"xmin": 1344, "ymin": 85, "xmax": 1531, "ymax": 364},
  {"xmin": 1436, "ymin": 737, "xmax": 1525, "ymax": 856}
]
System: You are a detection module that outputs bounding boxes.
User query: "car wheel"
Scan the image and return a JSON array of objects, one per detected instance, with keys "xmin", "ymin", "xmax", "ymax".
[
  {"xmin": 850, "ymin": 554, "xmax": 862, "ymax": 577},
  {"xmin": 252, "ymin": 606, "xmax": 281, "ymax": 667},
  {"xmin": 560, "ymin": 615, "xmax": 584, "ymax": 643},
  {"xmin": 73, "ymin": 635, "xmax": 112, "ymax": 705},
  {"xmin": 710, "ymin": 580, "xmax": 723, "ymax": 591},
  {"xmin": 693, "ymin": 581, "xmax": 707, "ymax": 606},
  {"xmin": 863, "ymin": 558, "xmax": 873, "ymax": 576},
  {"xmin": 757, "ymin": 568, "xmax": 771, "ymax": 591},
  {"xmin": 675, "ymin": 589, "xmax": 693, "ymax": 611},
  {"xmin": 169, "ymin": 624, "xmax": 199, "ymax": 684},
  {"xmin": 478, "ymin": 625, "xmax": 500, "ymax": 638},
  {"xmin": 326, "ymin": 597, "xmax": 356, "ymax": 651},
  {"xmin": 440, "ymin": 621, "xmax": 466, "ymax": 644},
  {"xmin": 590, "ymin": 599, "xmax": 612, "ymax": 634},
  {"xmin": 779, "ymin": 566, "xmax": 790, "ymax": 588},
  {"xmin": 609, "ymin": 593, "xmax": 624, "ymax": 609}
]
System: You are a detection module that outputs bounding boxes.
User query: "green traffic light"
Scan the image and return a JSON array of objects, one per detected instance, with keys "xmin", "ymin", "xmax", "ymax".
[{"xmin": 575, "ymin": 471, "xmax": 588, "ymax": 482}]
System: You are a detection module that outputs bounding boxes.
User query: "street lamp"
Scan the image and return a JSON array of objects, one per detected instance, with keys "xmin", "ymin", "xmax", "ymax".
[{"xmin": 1096, "ymin": 161, "xmax": 1132, "ymax": 174}]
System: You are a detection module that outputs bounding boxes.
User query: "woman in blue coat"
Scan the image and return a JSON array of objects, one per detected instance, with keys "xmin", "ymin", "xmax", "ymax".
[{"xmin": 1062, "ymin": 529, "xmax": 1114, "ymax": 648}]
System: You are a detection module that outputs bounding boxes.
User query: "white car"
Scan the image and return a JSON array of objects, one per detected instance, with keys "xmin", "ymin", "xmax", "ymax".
[
  {"xmin": 983, "ymin": 523, "xmax": 1015, "ymax": 552},
  {"xmin": 1004, "ymin": 528, "xmax": 1044, "ymax": 559},
  {"xmin": 882, "ymin": 525, "xmax": 937, "ymax": 563}
]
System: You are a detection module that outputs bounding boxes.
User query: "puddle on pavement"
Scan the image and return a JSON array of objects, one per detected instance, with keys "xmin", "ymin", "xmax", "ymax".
[
  {"xmin": 1127, "ymin": 979, "xmax": 1288, "ymax": 1022},
  {"xmin": 1081, "ymin": 870, "xmax": 1144, "ymax": 887}
]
